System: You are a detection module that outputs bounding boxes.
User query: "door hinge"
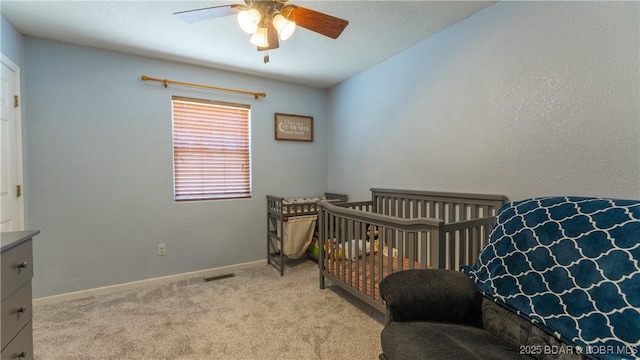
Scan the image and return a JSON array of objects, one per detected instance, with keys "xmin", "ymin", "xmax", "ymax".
[
  {"xmin": 16, "ymin": 185, "xmax": 21, "ymax": 197},
  {"xmin": 14, "ymin": 95, "xmax": 19, "ymax": 108}
]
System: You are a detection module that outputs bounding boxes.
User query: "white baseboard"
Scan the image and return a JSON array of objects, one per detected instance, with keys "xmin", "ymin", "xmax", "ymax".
[{"xmin": 33, "ymin": 260, "xmax": 267, "ymax": 306}]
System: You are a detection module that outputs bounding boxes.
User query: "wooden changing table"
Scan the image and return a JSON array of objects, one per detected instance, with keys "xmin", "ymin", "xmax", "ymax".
[{"xmin": 267, "ymin": 193, "xmax": 347, "ymax": 276}]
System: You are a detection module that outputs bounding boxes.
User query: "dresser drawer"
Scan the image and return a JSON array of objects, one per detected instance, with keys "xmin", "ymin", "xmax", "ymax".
[
  {"xmin": 0, "ymin": 320, "xmax": 32, "ymax": 360},
  {"xmin": 1, "ymin": 281, "xmax": 32, "ymax": 350},
  {"xmin": 1, "ymin": 240, "xmax": 32, "ymax": 301}
]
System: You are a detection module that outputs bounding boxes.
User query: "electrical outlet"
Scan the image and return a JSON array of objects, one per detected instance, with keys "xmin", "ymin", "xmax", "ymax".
[{"xmin": 158, "ymin": 243, "xmax": 166, "ymax": 256}]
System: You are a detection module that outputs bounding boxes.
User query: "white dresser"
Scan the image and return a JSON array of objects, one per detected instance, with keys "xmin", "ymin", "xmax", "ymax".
[{"xmin": 1, "ymin": 230, "xmax": 39, "ymax": 360}]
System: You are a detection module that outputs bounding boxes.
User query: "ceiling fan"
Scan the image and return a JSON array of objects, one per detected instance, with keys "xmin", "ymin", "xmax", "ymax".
[{"xmin": 174, "ymin": 0, "xmax": 349, "ymax": 63}]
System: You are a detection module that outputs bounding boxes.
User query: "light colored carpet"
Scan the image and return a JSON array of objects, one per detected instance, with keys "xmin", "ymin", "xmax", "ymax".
[{"xmin": 33, "ymin": 259, "xmax": 385, "ymax": 360}]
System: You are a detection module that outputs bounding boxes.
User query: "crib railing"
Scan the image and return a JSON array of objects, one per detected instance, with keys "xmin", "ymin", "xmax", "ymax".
[
  {"xmin": 371, "ymin": 188, "xmax": 505, "ymax": 221},
  {"xmin": 318, "ymin": 189, "xmax": 508, "ymax": 312},
  {"xmin": 368, "ymin": 189, "xmax": 506, "ymax": 269},
  {"xmin": 318, "ymin": 203, "xmax": 443, "ymax": 294}
]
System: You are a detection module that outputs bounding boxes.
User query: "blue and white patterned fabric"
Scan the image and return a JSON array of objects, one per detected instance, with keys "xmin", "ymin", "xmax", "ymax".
[{"xmin": 463, "ymin": 197, "xmax": 640, "ymax": 360}]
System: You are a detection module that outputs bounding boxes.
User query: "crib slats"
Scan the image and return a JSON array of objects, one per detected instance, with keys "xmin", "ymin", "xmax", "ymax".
[
  {"xmin": 370, "ymin": 232, "xmax": 377, "ymax": 298},
  {"xmin": 340, "ymin": 217, "xmax": 346, "ymax": 283},
  {"xmin": 317, "ymin": 189, "xmax": 507, "ymax": 312}
]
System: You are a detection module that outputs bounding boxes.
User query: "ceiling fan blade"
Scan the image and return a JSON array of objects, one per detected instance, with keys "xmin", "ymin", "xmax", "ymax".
[
  {"xmin": 282, "ymin": 5, "xmax": 349, "ymax": 39},
  {"xmin": 257, "ymin": 21, "xmax": 279, "ymax": 51},
  {"xmin": 174, "ymin": 4, "xmax": 244, "ymax": 23}
]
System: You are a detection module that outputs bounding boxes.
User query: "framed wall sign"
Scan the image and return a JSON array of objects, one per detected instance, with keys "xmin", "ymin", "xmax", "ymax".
[{"xmin": 274, "ymin": 113, "xmax": 313, "ymax": 142}]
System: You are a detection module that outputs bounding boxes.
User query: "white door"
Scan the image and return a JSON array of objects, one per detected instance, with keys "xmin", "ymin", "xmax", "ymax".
[{"xmin": 1, "ymin": 55, "xmax": 23, "ymax": 231}]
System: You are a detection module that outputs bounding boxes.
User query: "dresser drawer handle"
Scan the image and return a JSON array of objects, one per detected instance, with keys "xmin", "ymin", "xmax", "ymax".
[
  {"xmin": 18, "ymin": 350, "xmax": 28, "ymax": 358},
  {"xmin": 17, "ymin": 306, "xmax": 27, "ymax": 313},
  {"xmin": 18, "ymin": 261, "xmax": 28, "ymax": 269}
]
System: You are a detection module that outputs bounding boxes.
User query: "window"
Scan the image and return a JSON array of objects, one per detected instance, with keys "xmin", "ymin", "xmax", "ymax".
[{"xmin": 172, "ymin": 96, "xmax": 251, "ymax": 201}]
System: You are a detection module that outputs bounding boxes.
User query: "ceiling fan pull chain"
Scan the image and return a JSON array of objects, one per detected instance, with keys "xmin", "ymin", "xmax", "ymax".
[{"xmin": 264, "ymin": 50, "xmax": 270, "ymax": 64}]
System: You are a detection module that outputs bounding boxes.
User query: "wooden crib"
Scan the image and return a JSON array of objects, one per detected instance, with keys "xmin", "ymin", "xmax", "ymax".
[{"xmin": 317, "ymin": 188, "xmax": 507, "ymax": 312}]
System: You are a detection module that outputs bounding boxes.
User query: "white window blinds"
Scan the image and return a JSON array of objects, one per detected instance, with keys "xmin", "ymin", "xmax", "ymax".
[{"xmin": 172, "ymin": 96, "xmax": 251, "ymax": 201}]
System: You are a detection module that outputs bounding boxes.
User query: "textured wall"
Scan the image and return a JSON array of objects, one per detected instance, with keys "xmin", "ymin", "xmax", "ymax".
[
  {"xmin": 14, "ymin": 1, "xmax": 640, "ymax": 298},
  {"xmin": 327, "ymin": 1, "xmax": 639, "ymax": 202},
  {"xmin": 1, "ymin": 15, "xmax": 24, "ymax": 66},
  {"xmin": 24, "ymin": 38, "xmax": 328, "ymax": 297}
]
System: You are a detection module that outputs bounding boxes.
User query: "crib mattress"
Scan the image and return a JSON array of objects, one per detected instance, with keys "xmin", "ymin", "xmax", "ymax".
[{"xmin": 325, "ymin": 252, "xmax": 425, "ymax": 301}]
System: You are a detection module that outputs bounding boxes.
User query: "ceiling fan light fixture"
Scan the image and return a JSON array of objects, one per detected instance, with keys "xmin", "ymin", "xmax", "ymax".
[
  {"xmin": 175, "ymin": 1, "xmax": 350, "ymax": 62},
  {"xmin": 272, "ymin": 14, "xmax": 296, "ymax": 41},
  {"xmin": 249, "ymin": 25, "xmax": 269, "ymax": 47},
  {"xmin": 237, "ymin": 8, "xmax": 261, "ymax": 34}
]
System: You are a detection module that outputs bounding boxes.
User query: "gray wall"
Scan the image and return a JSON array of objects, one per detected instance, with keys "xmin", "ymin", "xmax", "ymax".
[
  {"xmin": 1, "ymin": 15, "xmax": 24, "ymax": 66},
  {"xmin": 10, "ymin": 1, "xmax": 640, "ymax": 298},
  {"xmin": 328, "ymin": 1, "xmax": 640, "ymax": 202},
  {"xmin": 24, "ymin": 38, "xmax": 328, "ymax": 297}
]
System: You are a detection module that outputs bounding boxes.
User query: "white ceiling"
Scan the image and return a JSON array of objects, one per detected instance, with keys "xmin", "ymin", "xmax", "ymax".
[{"xmin": 1, "ymin": 1, "xmax": 496, "ymax": 89}]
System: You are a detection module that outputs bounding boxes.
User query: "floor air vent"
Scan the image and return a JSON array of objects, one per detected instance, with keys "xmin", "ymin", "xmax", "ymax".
[{"xmin": 204, "ymin": 273, "xmax": 236, "ymax": 282}]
